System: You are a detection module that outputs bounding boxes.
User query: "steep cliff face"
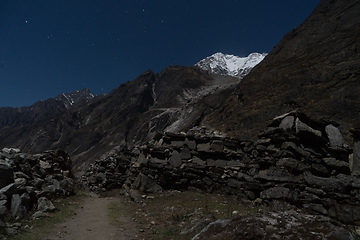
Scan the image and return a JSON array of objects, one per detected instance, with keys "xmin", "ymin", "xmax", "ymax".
[{"xmin": 206, "ymin": 0, "xmax": 360, "ymax": 141}]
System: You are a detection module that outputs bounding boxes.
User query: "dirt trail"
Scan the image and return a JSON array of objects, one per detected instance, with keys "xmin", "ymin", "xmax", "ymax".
[{"xmin": 45, "ymin": 193, "xmax": 138, "ymax": 240}]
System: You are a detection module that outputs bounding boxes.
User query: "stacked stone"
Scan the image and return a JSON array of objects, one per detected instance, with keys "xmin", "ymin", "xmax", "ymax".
[
  {"xmin": 82, "ymin": 112, "xmax": 360, "ymax": 225},
  {"xmin": 0, "ymin": 148, "xmax": 74, "ymax": 235},
  {"xmin": 350, "ymin": 128, "xmax": 360, "ymax": 176},
  {"xmin": 81, "ymin": 148, "xmax": 131, "ymax": 192}
]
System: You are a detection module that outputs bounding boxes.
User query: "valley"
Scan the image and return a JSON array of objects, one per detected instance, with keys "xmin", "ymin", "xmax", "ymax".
[{"xmin": 0, "ymin": 0, "xmax": 359, "ymax": 238}]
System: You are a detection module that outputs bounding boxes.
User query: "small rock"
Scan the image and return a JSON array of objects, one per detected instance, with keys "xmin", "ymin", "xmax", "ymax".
[
  {"xmin": 37, "ymin": 197, "xmax": 56, "ymax": 212},
  {"xmin": 279, "ymin": 116, "xmax": 295, "ymax": 130},
  {"xmin": 325, "ymin": 124, "xmax": 344, "ymax": 148},
  {"xmin": 39, "ymin": 160, "xmax": 52, "ymax": 170},
  {"xmin": 32, "ymin": 211, "xmax": 46, "ymax": 219}
]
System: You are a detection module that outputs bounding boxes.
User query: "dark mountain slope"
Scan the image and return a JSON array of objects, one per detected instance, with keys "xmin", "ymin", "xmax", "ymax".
[
  {"xmin": 152, "ymin": 65, "xmax": 214, "ymax": 107},
  {"xmin": 0, "ymin": 66, "xmax": 237, "ymax": 170},
  {"xmin": 0, "ymin": 70, "xmax": 156, "ymax": 166},
  {"xmin": 205, "ymin": 0, "xmax": 360, "ymax": 141},
  {"xmin": 0, "ymin": 88, "xmax": 94, "ymax": 127}
]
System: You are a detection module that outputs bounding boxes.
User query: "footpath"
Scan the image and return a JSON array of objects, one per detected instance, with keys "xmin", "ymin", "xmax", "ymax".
[{"xmin": 45, "ymin": 193, "xmax": 138, "ymax": 240}]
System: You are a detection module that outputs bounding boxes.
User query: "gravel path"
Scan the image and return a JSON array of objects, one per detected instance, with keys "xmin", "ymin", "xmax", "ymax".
[{"xmin": 45, "ymin": 193, "xmax": 138, "ymax": 240}]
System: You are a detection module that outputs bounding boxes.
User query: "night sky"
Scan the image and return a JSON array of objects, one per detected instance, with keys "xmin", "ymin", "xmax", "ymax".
[{"xmin": 0, "ymin": 0, "xmax": 320, "ymax": 107}]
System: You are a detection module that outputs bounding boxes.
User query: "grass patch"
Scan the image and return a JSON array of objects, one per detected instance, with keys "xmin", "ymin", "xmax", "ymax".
[
  {"xmin": 131, "ymin": 190, "xmax": 262, "ymax": 240},
  {"xmin": 7, "ymin": 191, "xmax": 85, "ymax": 240},
  {"xmin": 151, "ymin": 227, "xmax": 186, "ymax": 240},
  {"xmin": 99, "ymin": 190, "xmax": 256, "ymax": 239},
  {"xmin": 108, "ymin": 202, "xmax": 126, "ymax": 226}
]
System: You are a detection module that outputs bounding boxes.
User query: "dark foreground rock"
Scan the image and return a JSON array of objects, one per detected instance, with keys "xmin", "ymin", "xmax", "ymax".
[
  {"xmin": 192, "ymin": 210, "xmax": 355, "ymax": 240},
  {"xmin": 0, "ymin": 148, "xmax": 74, "ymax": 237}
]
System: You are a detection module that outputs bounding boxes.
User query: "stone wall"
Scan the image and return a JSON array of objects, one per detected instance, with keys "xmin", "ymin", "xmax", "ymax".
[
  {"xmin": 350, "ymin": 128, "xmax": 360, "ymax": 176},
  {"xmin": 0, "ymin": 148, "xmax": 74, "ymax": 236},
  {"xmin": 82, "ymin": 112, "xmax": 360, "ymax": 225}
]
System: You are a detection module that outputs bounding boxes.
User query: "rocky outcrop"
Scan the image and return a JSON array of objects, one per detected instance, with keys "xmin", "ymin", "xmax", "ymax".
[
  {"xmin": 82, "ymin": 112, "xmax": 359, "ymax": 229},
  {"xmin": 0, "ymin": 148, "xmax": 74, "ymax": 237},
  {"xmin": 192, "ymin": 210, "xmax": 354, "ymax": 240}
]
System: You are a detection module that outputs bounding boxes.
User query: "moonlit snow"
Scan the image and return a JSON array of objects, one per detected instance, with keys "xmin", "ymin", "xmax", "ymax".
[{"xmin": 196, "ymin": 52, "xmax": 267, "ymax": 78}]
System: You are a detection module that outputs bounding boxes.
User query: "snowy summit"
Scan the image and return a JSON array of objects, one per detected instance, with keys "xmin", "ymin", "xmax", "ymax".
[{"xmin": 195, "ymin": 52, "xmax": 267, "ymax": 78}]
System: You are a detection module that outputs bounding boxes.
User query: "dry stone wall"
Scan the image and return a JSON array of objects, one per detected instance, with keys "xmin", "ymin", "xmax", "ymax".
[
  {"xmin": 0, "ymin": 148, "xmax": 74, "ymax": 236},
  {"xmin": 82, "ymin": 112, "xmax": 360, "ymax": 225}
]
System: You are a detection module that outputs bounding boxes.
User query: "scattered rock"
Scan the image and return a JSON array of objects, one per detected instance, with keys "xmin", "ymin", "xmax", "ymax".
[
  {"xmin": 0, "ymin": 148, "xmax": 74, "ymax": 238},
  {"xmin": 192, "ymin": 211, "xmax": 354, "ymax": 240},
  {"xmin": 32, "ymin": 211, "xmax": 46, "ymax": 219},
  {"xmin": 129, "ymin": 189, "xmax": 143, "ymax": 203},
  {"xmin": 192, "ymin": 219, "xmax": 231, "ymax": 240}
]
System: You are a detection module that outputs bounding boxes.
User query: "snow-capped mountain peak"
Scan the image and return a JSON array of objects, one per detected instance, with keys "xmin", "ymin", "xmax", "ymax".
[{"xmin": 195, "ymin": 52, "xmax": 267, "ymax": 78}]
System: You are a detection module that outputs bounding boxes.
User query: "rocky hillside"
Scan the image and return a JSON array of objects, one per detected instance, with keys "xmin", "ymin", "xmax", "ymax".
[
  {"xmin": 0, "ymin": 67, "xmax": 239, "ymax": 171},
  {"xmin": 0, "ymin": 88, "xmax": 94, "ymax": 128},
  {"xmin": 205, "ymin": 0, "xmax": 360, "ymax": 142}
]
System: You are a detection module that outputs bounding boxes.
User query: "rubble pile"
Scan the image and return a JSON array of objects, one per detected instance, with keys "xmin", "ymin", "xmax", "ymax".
[
  {"xmin": 0, "ymin": 148, "xmax": 74, "ymax": 236},
  {"xmin": 81, "ymin": 148, "xmax": 132, "ymax": 192}
]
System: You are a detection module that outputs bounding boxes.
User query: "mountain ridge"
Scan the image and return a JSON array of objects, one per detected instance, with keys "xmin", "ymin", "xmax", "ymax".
[
  {"xmin": 0, "ymin": 87, "xmax": 95, "ymax": 128},
  {"xmin": 195, "ymin": 52, "xmax": 267, "ymax": 78}
]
